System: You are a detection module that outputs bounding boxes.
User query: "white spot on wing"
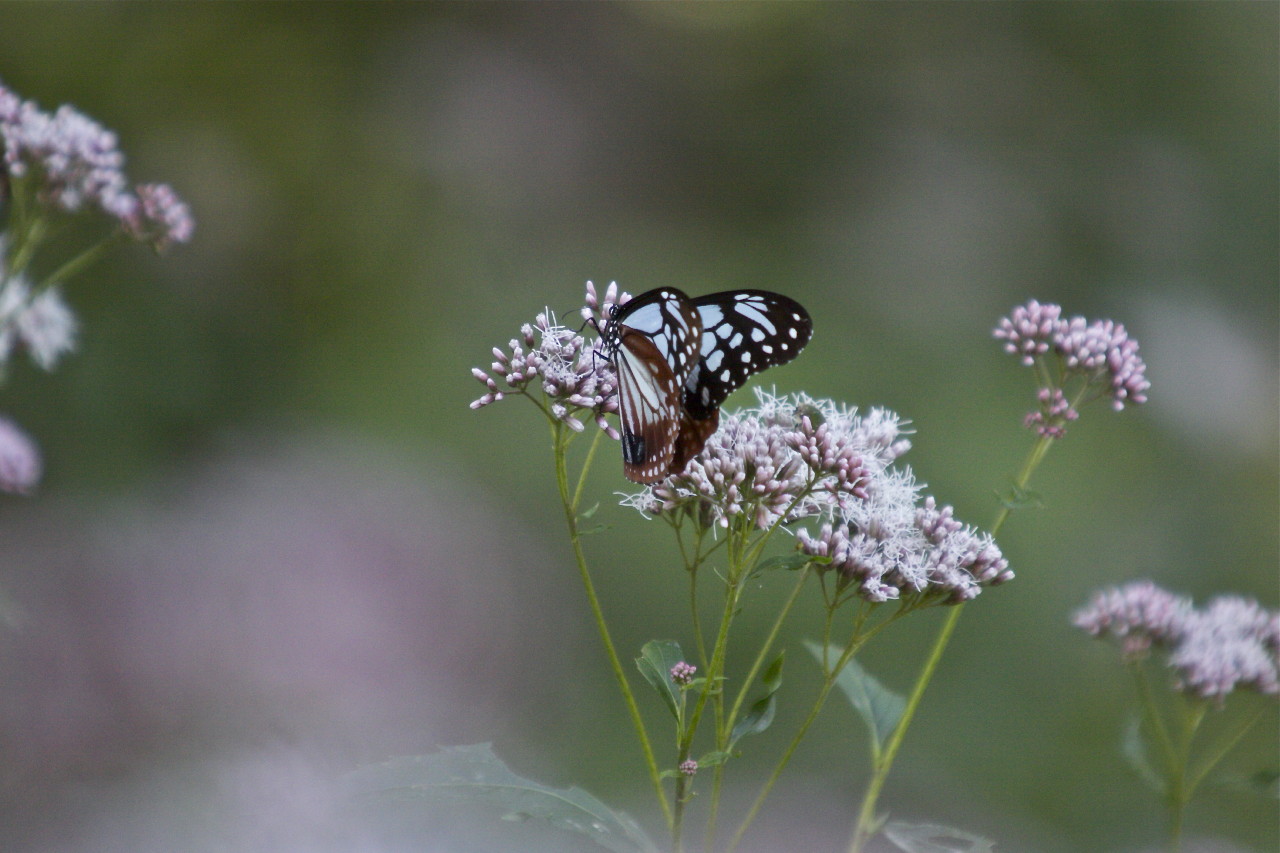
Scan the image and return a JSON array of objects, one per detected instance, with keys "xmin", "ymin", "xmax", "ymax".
[{"xmin": 734, "ymin": 303, "xmax": 776, "ymax": 335}]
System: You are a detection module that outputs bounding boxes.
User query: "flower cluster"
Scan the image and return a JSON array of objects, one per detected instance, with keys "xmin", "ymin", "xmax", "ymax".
[
  {"xmin": 0, "ymin": 416, "xmax": 39, "ymax": 494},
  {"xmin": 670, "ymin": 661, "xmax": 697, "ymax": 686},
  {"xmin": 475, "ymin": 282, "xmax": 1010, "ymax": 606},
  {"xmin": 620, "ymin": 391, "xmax": 886, "ymax": 530},
  {"xmin": 0, "ymin": 78, "xmax": 193, "ymax": 251},
  {"xmin": 0, "ymin": 81, "xmax": 193, "ymax": 496},
  {"xmin": 470, "ymin": 294, "xmax": 618, "ymax": 437},
  {"xmin": 621, "ymin": 389, "xmax": 1009, "ymax": 605},
  {"xmin": 1074, "ymin": 581, "xmax": 1279, "ymax": 700},
  {"xmin": 994, "ymin": 300, "xmax": 1149, "ymax": 438},
  {"xmin": 797, "ymin": 472, "xmax": 1011, "ymax": 605},
  {"xmin": 0, "ymin": 252, "xmax": 76, "ymax": 372}
]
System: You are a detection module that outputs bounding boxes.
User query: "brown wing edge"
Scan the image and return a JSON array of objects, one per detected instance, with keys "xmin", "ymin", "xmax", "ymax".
[{"xmin": 618, "ymin": 329, "xmax": 681, "ymax": 484}]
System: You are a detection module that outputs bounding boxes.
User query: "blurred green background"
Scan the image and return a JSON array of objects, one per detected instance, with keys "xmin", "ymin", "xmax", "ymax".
[{"xmin": 0, "ymin": 4, "xmax": 1275, "ymax": 852}]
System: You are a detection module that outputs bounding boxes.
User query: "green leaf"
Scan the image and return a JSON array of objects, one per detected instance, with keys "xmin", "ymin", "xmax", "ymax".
[
  {"xmin": 728, "ymin": 651, "xmax": 784, "ymax": 750},
  {"xmin": 995, "ymin": 482, "xmax": 1044, "ymax": 511},
  {"xmin": 882, "ymin": 821, "xmax": 997, "ymax": 853},
  {"xmin": 577, "ymin": 523, "xmax": 611, "ymax": 536},
  {"xmin": 345, "ymin": 744, "xmax": 660, "ymax": 853},
  {"xmin": 806, "ymin": 641, "xmax": 905, "ymax": 758},
  {"xmin": 755, "ymin": 553, "xmax": 814, "ymax": 573},
  {"xmin": 697, "ymin": 750, "xmax": 732, "ymax": 767},
  {"xmin": 1121, "ymin": 715, "xmax": 1166, "ymax": 794},
  {"xmin": 579, "ymin": 502, "xmax": 601, "ymax": 520},
  {"xmin": 636, "ymin": 640, "xmax": 686, "ymax": 722}
]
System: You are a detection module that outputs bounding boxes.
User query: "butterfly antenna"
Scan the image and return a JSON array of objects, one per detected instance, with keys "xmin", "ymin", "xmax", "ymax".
[{"xmin": 566, "ymin": 303, "xmax": 595, "ymax": 335}]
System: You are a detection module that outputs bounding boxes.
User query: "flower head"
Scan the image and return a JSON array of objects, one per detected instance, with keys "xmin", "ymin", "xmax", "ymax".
[
  {"xmin": 0, "ymin": 252, "xmax": 77, "ymax": 372},
  {"xmin": 0, "ymin": 416, "xmax": 40, "ymax": 494},
  {"xmin": 127, "ymin": 182, "xmax": 195, "ymax": 251},
  {"xmin": 670, "ymin": 661, "xmax": 697, "ymax": 686},
  {"xmin": 470, "ymin": 283, "xmax": 619, "ymax": 437},
  {"xmin": 995, "ymin": 300, "xmax": 1149, "ymax": 438},
  {"xmin": 1073, "ymin": 580, "xmax": 1193, "ymax": 657},
  {"xmin": 1075, "ymin": 581, "xmax": 1279, "ymax": 701},
  {"xmin": 620, "ymin": 388, "xmax": 1009, "ymax": 606},
  {"xmin": 620, "ymin": 390, "xmax": 896, "ymax": 533},
  {"xmin": 797, "ymin": 472, "xmax": 1011, "ymax": 604},
  {"xmin": 0, "ymin": 78, "xmax": 193, "ymax": 250}
]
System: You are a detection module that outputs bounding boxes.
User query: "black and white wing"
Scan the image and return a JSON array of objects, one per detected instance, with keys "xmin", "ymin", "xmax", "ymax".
[
  {"xmin": 601, "ymin": 288, "xmax": 703, "ymax": 484},
  {"xmin": 682, "ymin": 290, "xmax": 813, "ymax": 420}
]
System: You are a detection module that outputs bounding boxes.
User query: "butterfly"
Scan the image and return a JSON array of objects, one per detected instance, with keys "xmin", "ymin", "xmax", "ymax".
[{"xmin": 598, "ymin": 287, "xmax": 813, "ymax": 484}]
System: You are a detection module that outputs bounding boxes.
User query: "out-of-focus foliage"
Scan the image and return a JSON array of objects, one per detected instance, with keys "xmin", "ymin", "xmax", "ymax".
[{"xmin": 0, "ymin": 5, "xmax": 1274, "ymax": 852}]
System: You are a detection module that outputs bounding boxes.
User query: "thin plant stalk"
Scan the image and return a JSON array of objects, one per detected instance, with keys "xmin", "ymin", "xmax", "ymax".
[
  {"xmin": 673, "ymin": 537, "xmax": 746, "ymax": 848},
  {"xmin": 725, "ymin": 611, "xmax": 898, "ymax": 853},
  {"xmin": 38, "ymin": 233, "xmax": 124, "ymax": 291},
  {"xmin": 702, "ymin": 563, "xmax": 814, "ymax": 852},
  {"xmin": 1166, "ymin": 697, "xmax": 1207, "ymax": 852},
  {"xmin": 847, "ymin": 431, "xmax": 1055, "ymax": 853},
  {"xmin": 550, "ymin": 421, "xmax": 674, "ymax": 830}
]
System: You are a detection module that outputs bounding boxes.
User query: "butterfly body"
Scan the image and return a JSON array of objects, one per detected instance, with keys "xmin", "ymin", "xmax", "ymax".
[{"xmin": 600, "ymin": 287, "xmax": 812, "ymax": 484}]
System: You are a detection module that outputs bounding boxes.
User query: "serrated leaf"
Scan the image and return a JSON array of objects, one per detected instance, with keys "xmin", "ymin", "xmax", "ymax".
[
  {"xmin": 806, "ymin": 641, "xmax": 905, "ymax": 758},
  {"xmin": 883, "ymin": 821, "xmax": 997, "ymax": 853},
  {"xmin": 1121, "ymin": 715, "xmax": 1166, "ymax": 794},
  {"xmin": 345, "ymin": 744, "xmax": 660, "ymax": 853},
  {"xmin": 755, "ymin": 553, "xmax": 813, "ymax": 573},
  {"xmin": 636, "ymin": 640, "xmax": 686, "ymax": 722},
  {"xmin": 728, "ymin": 651, "xmax": 784, "ymax": 750}
]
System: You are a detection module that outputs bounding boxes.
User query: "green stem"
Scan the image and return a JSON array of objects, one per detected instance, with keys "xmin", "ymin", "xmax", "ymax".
[
  {"xmin": 549, "ymin": 420, "xmax": 673, "ymax": 830},
  {"xmin": 847, "ymin": 605, "xmax": 961, "ymax": 852},
  {"xmin": 1186, "ymin": 704, "xmax": 1266, "ymax": 794},
  {"xmin": 37, "ymin": 233, "xmax": 124, "ymax": 291},
  {"xmin": 673, "ymin": 544, "xmax": 744, "ymax": 848},
  {"xmin": 6, "ymin": 214, "xmax": 46, "ymax": 279},
  {"xmin": 847, "ymin": 432, "xmax": 1055, "ymax": 853},
  {"xmin": 727, "ymin": 564, "xmax": 812, "ymax": 731},
  {"xmin": 703, "ymin": 564, "xmax": 814, "ymax": 852},
  {"xmin": 727, "ymin": 614, "xmax": 887, "ymax": 853},
  {"xmin": 1131, "ymin": 664, "xmax": 1178, "ymax": 777},
  {"xmin": 1167, "ymin": 698, "xmax": 1206, "ymax": 852},
  {"xmin": 571, "ymin": 428, "xmax": 606, "ymax": 513},
  {"xmin": 990, "ymin": 432, "xmax": 1054, "ymax": 537}
]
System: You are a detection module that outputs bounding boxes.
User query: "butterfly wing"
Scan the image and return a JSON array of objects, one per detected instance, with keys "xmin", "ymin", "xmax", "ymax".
[
  {"xmin": 613, "ymin": 329, "xmax": 686, "ymax": 483},
  {"xmin": 605, "ymin": 288, "xmax": 703, "ymax": 484},
  {"xmin": 683, "ymin": 290, "xmax": 813, "ymax": 420}
]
